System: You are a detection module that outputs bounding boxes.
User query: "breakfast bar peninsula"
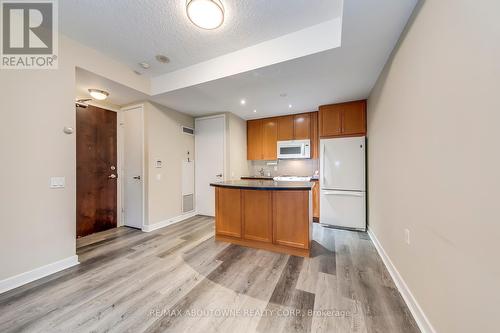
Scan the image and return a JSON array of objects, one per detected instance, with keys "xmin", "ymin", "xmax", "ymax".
[{"xmin": 210, "ymin": 180, "xmax": 314, "ymax": 257}]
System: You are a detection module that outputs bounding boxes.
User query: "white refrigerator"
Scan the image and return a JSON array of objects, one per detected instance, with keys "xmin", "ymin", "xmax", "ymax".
[{"xmin": 320, "ymin": 137, "xmax": 366, "ymax": 230}]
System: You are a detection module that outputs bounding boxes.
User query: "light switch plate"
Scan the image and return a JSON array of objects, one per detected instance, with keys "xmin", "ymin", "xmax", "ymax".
[{"xmin": 50, "ymin": 177, "xmax": 65, "ymax": 189}]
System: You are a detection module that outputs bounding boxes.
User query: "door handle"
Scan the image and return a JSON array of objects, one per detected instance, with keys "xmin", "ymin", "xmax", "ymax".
[
  {"xmin": 133, "ymin": 175, "xmax": 141, "ymax": 180},
  {"xmin": 108, "ymin": 174, "xmax": 117, "ymax": 179},
  {"xmin": 215, "ymin": 174, "xmax": 223, "ymax": 178}
]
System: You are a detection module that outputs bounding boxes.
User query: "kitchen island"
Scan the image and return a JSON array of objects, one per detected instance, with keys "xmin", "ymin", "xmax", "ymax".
[{"xmin": 210, "ymin": 180, "xmax": 314, "ymax": 257}]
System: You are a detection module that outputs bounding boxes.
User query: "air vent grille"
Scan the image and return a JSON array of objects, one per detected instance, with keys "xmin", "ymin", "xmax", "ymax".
[
  {"xmin": 182, "ymin": 194, "xmax": 194, "ymax": 213},
  {"xmin": 182, "ymin": 126, "xmax": 194, "ymax": 135}
]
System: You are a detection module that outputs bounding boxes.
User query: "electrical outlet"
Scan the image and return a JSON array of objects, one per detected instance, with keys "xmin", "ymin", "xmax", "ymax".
[{"xmin": 404, "ymin": 229, "xmax": 410, "ymax": 245}]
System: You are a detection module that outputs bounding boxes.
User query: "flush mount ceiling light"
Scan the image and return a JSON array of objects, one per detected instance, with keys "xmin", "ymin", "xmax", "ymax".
[
  {"xmin": 88, "ymin": 89, "xmax": 109, "ymax": 101},
  {"xmin": 186, "ymin": 0, "xmax": 224, "ymax": 30}
]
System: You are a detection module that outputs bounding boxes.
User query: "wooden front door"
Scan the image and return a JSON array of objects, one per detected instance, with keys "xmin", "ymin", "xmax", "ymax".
[{"xmin": 76, "ymin": 105, "xmax": 117, "ymax": 238}]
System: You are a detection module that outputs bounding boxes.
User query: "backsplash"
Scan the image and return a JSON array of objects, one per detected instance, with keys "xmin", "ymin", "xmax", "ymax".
[{"xmin": 250, "ymin": 159, "xmax": 319, "ymax": 177}]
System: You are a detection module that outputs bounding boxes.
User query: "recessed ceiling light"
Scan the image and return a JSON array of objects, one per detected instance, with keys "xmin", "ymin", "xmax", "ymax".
[
  {"xmin": 288, "ymin": 104, "xmax": 292, "ymax": 108},
  {"xmin": 156, "ymin": 55, "xmax": 170, "ymax": 64},
  {"xmin": 240, "ymin": 99, "xmax": 246, "ymax": 105},
  {"xmin": 139, "ymin": 62, "xmax": 150, "ymax": 69},
  {"xmin": 186, "ymin": 0, "xmax": 224, "ymax": 30},
  {"xmin": 253, "ymin": 110, "xmax": 257, "ymax": 113},
  {"xmin": 88, "ymin": 89, "xmax": 109, "ymax": 101}
]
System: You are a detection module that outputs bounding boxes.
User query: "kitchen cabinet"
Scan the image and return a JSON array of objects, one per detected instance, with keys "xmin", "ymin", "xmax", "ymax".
[
  {"xmin": 312, "ymin": 180, "xmax": 319, "ymax": 221},
  {"xmin": 242, "ymin": 190, "xmax": 272, "ymax": 243},
  {"xmin": 247, "ymin": 112, "xmax": 317, "ymax": 160},
  {"xmin": 262, "ymin": 118, "xmax": 278, "ymax": 160},
  {"xmin": 213, "ymin": 184, "xmax": 312, "ymax": 257},
  {"xmin": 247, "ymin": 119, "xmax": 263, "ymax": 160},
  {"xmin": 277, "ymin": 116, "xmax": 294, "ymax": 141},
  {"xmin": 215, "ymin": 187, "xmax": 242, "ymax": 238},
  {"xmin": 273, "ymin": 190, "xmax": 310, "ymax": 249},
  {"xmin": 310, "ymin": 111, "xmax": 319, "ymax": 159},
  {"xmin": 293, "ymin": 113, "xmax": 311, "ymax": 139},
  {"xmin": 319, "ymin": 100, "xmax": 366, "ymax": 138}
]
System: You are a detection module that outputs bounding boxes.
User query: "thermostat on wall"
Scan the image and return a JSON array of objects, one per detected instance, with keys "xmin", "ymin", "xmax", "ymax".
[{"xmin": 155, "ymin": 160, "xmax": 162, "ymax": 168}]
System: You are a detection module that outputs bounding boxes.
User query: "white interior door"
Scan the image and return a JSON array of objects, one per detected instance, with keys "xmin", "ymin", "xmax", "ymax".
[
  {"xmin": 320, "ymin": 137, "xmax": 365, "ymax": 191},
  {"xmin": 123, "ymin": 106, "xmax": 144, "ymax": 229},
  {"xmin": 195, "ymin": 115, "xmax": 225, "ymax": 216}
]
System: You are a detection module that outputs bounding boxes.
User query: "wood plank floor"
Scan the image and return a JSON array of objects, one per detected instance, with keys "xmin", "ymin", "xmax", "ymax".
[{"xmin": 0, "ymin": 215, "xmax": 420, "ymax": 333}]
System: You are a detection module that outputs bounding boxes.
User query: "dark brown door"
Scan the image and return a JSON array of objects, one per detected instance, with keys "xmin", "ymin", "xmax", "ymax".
[{"xmin": 76, "ymin": 105, "xmax": 117, "ymax": 238}]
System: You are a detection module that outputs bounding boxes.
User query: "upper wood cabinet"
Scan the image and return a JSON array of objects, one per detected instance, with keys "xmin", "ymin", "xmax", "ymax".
[
  {"xmin": 247, "ymin": 119, "xmax": 263, "ymax": 160},
  {"xmin": 277, "ymin": 113, "xmax": 311, "ymax": 141},
  {"xmin": 294, "ymin": 114, "xmax": 311, "ymax": 139},
  {"xmin": 310, "ymin": 112, "xmax": 319, "ymax": 159},
  {"xmin": 247, "ymin": 118, "xmax": 277, "ymax": 160},
  {"xmin": 319, "ymin": 100, "xmax": 366, "ymax": 138},
  {"xmin": 277, "ymin": 116, "xmax": 294, "ymax": 141},
  {"xmin": 262, "ymin": 118, "xmax": 278, "ymax": 160},
  {"xmin": 247, "ymin": 112, "xmax": 317, "ymax": 160}
]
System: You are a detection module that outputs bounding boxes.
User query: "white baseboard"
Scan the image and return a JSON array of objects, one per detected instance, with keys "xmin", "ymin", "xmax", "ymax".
[
  {"xmin": 0, "ymin": 255, "xmax": 79, "ymax": 295},
  {"xmin": 367, "ymin": 229, "xmax": 436, "ymax": 333},
  {"xmin": 142, "ymin": 211, "xmax": 197, "ymax": 232}
]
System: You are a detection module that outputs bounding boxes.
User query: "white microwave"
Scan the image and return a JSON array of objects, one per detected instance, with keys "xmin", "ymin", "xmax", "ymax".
[{"xmin": 277, "ymin": 140, "xmax": 311, "ymax": 159}]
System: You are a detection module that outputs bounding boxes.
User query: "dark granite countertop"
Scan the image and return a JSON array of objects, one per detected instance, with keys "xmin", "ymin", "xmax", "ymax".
[{"xmin": 210, "ymin": 180, "xmax": 313, "ymax": 190}]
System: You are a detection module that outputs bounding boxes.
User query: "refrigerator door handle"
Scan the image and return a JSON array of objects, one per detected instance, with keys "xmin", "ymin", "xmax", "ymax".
[
  {"xmin": 322, "ymin": 144, "xmax": 326, "ymax": 184},
  {"xmin": 322, "ymin": 190, "xmax": 364, "ymax": 197}
]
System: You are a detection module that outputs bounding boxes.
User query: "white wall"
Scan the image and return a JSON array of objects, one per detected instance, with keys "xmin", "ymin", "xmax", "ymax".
[
  {"xmin": 367, "ymin": 1, "xmax": 500, "ymax": 332},
  {"xmin": 227, "ymin": 113, "xmax": 250, "ymax": 180},
  {"xmin": 143, "ymin": 102, "xmax": 194, "ymax": 225},
  {"xmin": 0, "ymin": 34, "xmax": 149, "ymax": 283}
]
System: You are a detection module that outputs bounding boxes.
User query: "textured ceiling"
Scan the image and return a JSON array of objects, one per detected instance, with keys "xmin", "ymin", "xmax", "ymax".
[
  {"xmin": 151, "ymin": 0, "xmax": 419, "ymax": 119},
  {"xmin": 61, "ymin": 0, "xmax": 341, "ymax": 77}
]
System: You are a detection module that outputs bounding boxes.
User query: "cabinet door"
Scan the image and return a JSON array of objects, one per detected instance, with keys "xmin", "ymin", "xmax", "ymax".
[
  {"xmin": 215, "ymin": 188, "xmax": 242, "ymax": 238},
  {"xmin": 342, "ymin": 101, "xmax": 366, "ymax": 135},
  {"xmin": 262, "ymin": 118, "xmax": 278, "ymax": 160},
  {"xmin": 247, "ymin": 119, "xmax": 263, "ymax": 160},
  {"xmin": 319, "ymin": 105, "xmax": 342, "ymax": 137},
  {"xmin": 312, "ymin": 181, "xmax": 319, "ymax": 219},
  {"xmin": 242, "ymin": 190, "xmax": 272, "ymax": 243},
  {"xmin": 294, "ymin": 113, "xmax": 311, "ymax": 140},
  {"xmin": 273, "ymin": 191, "xmax": 310, "ymax": 249},
  {"xmin": 310, "ymin": 112, "xmax": 319, "ymax": 159},
  {"xmin": 277, "ymin": 116, "xmax": 294, "ymax": 141}
]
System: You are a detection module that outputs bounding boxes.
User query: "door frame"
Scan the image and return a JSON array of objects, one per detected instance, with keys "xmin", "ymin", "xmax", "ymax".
[
  {"xmin": 194, "ymin": 114, "xmax": 227, "ymax": 215},
  {"xmin": 120, "ymin": 103, "xmax": 146, "ymax": 229}
]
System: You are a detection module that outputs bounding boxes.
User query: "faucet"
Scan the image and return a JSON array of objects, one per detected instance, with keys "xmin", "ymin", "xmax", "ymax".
[{"xmin": 258, "ymin": 168, "xmax": 265, "ymax": 176}]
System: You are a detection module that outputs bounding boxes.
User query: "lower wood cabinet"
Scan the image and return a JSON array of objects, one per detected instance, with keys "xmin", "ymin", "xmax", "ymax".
[
  {"xmin": 242, "ymin": 190, "xmax": 272, "ymax": 243},
  {"xmin": 214, "ymin": 187, "xmax": 312, "ymax": 256},
  {"xmin": 273, "ymin": 191, "xmax": 310, "ymax": 249},
  {"xmin": 312, "ymin": 181, "xmax": 319, "ymax": 221},
  {"xmin": 215, "ymin": 187, "xmax": 241, "ymax": 238}
]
